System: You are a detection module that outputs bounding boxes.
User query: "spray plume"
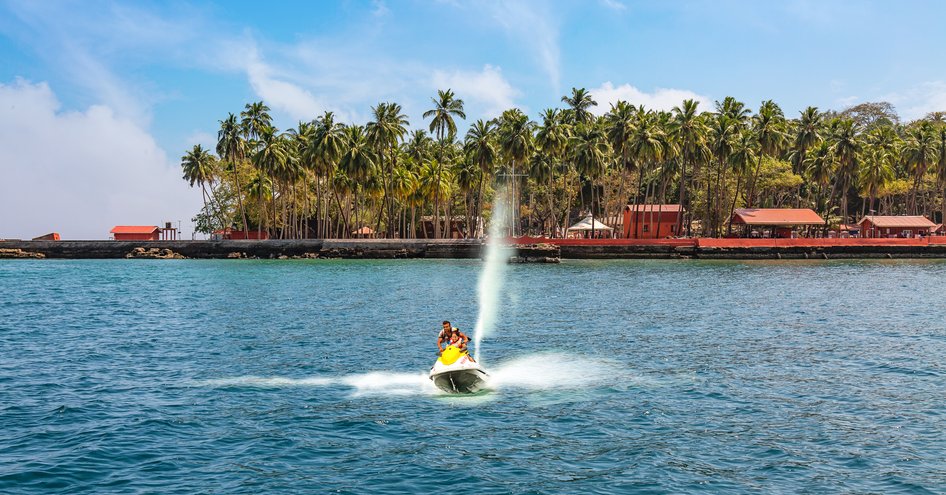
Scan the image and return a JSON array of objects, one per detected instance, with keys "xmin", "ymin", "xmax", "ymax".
[{"xmin": 472, "ymin": 186, "xmax": 510, "ymax": 362}]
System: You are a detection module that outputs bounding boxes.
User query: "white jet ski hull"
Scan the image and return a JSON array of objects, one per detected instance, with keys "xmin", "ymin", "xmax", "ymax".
[{"xmin": 430, "ymin": 367, "xmax": 489, "ymax": 394}]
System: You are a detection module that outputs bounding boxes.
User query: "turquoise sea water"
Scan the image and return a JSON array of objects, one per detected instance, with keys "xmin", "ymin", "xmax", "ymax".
[{"xmin": 1, "ymin": 259, "xmax": 945, "ymax": 494}]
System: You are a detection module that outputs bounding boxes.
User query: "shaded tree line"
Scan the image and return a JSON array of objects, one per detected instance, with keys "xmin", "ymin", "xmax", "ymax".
[{"xmin": 181, "ymin": 90, "xmax": 946, "ymax": 239}]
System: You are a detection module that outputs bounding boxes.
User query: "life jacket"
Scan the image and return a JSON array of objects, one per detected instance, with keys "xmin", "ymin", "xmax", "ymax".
[{"xmin": 439, "ymin": 327, "xmax": 464, "ymax": 347}]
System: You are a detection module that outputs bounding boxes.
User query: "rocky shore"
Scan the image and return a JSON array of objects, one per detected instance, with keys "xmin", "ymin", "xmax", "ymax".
[{"xmin": 3, "ymin": 239, "xmax": 946, "ymax": 260}]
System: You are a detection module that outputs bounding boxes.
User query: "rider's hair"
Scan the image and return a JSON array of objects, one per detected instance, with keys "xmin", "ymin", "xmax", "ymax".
[{"xmin": 442, "ymin": 320, "xmax": 450, "ymax": 326}]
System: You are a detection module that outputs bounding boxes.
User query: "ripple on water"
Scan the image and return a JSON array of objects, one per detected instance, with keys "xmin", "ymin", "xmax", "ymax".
[{"xmin": 1, "ymin": 259, "xmax": 945, "ymax": 493}]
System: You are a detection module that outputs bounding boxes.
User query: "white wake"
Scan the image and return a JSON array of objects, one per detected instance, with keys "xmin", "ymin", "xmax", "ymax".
[{"xmin": 197, "ymin": 354, "xmax": 634, "ymax": 397}]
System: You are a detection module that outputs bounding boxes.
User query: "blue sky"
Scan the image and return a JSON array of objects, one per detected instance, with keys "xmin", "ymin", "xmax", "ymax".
[{"xmin": 2, "ymin": 0, "xmax": 946, "ymax": 239}]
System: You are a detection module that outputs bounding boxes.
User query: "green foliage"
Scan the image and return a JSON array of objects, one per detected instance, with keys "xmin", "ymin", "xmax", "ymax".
[{"xmin": 180, "ymin": 94, "xmax": 946, "ymax": 239}]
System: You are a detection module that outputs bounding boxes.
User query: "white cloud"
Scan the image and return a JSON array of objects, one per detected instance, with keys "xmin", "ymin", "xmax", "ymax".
[
  {"xmin": 431, "ymin": 65, "xmax": 520, "ymax": 119},
  {"xmin": 243, "ymin": 49, "xmax": 327, "ymax": 122},
  {"xmin": 0, "ymin": 79, "xmax": 201, "ymax": 240},
  {"xmin": 885, "ymin": 81, "xmax": 946, "ymax": 120},
  {"xmin": 588, "ymin": 82, "xmax": 713, "ymax": 115},
  {"xmin": 0, "ymin": 1, "xmax": 193, "ymax": 125},
  {"xmin": 487, "ymin": 2, "xmax": 560, "ymax": 92}
]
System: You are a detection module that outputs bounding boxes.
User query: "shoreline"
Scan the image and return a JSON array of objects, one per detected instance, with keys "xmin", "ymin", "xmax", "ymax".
[{"xmin": 4, "ymin": 238, "xmax": 946, "ymax": 260}]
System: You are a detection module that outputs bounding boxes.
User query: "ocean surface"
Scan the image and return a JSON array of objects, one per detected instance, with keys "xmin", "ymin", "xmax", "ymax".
[{"xmin": 1, "ymin": 259, "xmax": 945, "ymax": 494}]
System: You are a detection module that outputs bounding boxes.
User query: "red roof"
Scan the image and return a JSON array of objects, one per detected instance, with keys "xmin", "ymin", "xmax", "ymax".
[
  {"xmin": 624, "ymin": 204, "xmax": 684, "ymax": 212},
  {"xmin": 731, "ymin": 208, "xmax": 825, "ymax": 226},
  {"xmin": 110, "ymin": 225, "xmax": 160, "ymax": 234},
  {"xmin": 858, "ymin": 216, "xmax": 935, "ymax": 228}
]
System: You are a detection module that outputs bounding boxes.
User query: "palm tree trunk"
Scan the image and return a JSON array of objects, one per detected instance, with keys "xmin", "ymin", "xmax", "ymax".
[
  {"xmin": 746, "ymin": 153, "xmax": 763, "ymax": 208},
  {"xmin": 231, "ymin": 162, "xmax": 250, "ymax": 239},
  {"xmin": 476, "ymin": 174, "xmax": 485, "ymax": 238},
  {"xmin": 633, "ymin": 163, "xmax": 644, "ymax": 239},
  {"xmin": 727, "ymin": 174, "xmax": 743, "ymax": 235},
  {"xmin": 676, "ymin": 160, "xmax": 687, "ymax": 237}
]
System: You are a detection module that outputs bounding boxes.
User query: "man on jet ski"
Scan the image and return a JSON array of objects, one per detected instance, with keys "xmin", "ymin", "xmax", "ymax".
[{"xmin": 437, "ymin": 320, "xmax": 470, "ymax": 354}]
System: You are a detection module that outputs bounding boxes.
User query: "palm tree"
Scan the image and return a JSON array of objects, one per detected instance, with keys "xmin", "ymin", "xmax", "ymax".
[
  {"xmin": 464, "ymin": 119, "xmax": 497, "ymax": 237},
  {"xmin": 181, "ymin": 144, "xmax": 223, "ymax": 232},
  {"xmin": 241, "ymin": 101, "xmax": 272, "ymax": 141},
  {"xmin": 708, "ymin": 114, "xmax": 737, "ymax": 236},
  {"xmin": 406, "ymin": 129, "xmax": 434, "ymax": 165},
  {"xmin": 901, "ymin": 122, "xmax": 937, "ymax": 214},
  {"xmin": 245, "ymin": 172, "xmax": 272, "ymax": 235},
  {"xmin": 561, "ymin": 87, "xmax": 598, "ymax": 125},
  {"xmin": 535, "ymin": 109, "xmax": 571, "ymax": 236},
  {"xmin": 858, "ymin": 147, "xmax": 894, "ymax": 225},
  {"xmin": 338, "ymin": 125, "xmax": 378, "ymax": 236},
  {"xmin": 788, "ymin": 106, "xmax": 824, "ymax": 207},
  {"xmin": 569, "ymin": 122, "xmax": 611, "ymax": 237},
  {"xmin": 670, "ymin": 99, "xmax": 709, "ymax": 235},
  {"xmin": 454, "ymin": 155, "xmax": 479, "ymax": 238},
  {"xmin": 390, "ymin": 165, "xmax": 417, "ymax": 238},
  {"xmin": 288, "ymin": 121, "xmax": 315, "ymax": 238},
  {"xmin": 367, "ymin": 102, "xmax": 410, "ymax": 236},
  {"xmin": 604, "ymin": 100, "xmax": 637, "ymax": 206},
  {"xmin": 217, "ymin": 113, "xmax": 250, "ymax": 236},
  {"xmin": 727, "ymin": 130, "xmax": 758, "ymax": 234},
  {"xmin": 716, "ymin": 96, "xmax": 751, "ymax": 126},
  {"xmin": 829, "ymin": 118, "xmax": 862, "ymax": 226},
  {"xmin": 936, "ymin": 126, "xmax": 946, "ymax": 225},
  {"xmin": 423, "ymin": 89, "xmax": 466, "ymax": 238},
  {"xmin": 252, "ymin": 126, "xmax": 289, "ymax": 237},
  {"xmin": 496, "ymin": 108, "xmax": 535, "ymax": 236},
  {"xmin": 745, "ymin": 100, "xmax": 785, "ymax": 207},
  {"xmin": 307, "ymin": 112, "xmax": 346, "ymax": 237},
  {"xmin": 626, "ymin": 107, "xmax": 665, "ymax": 237},
  {"xmin": 803, "ymin": 141, "xmax": 834, "ymax": 222}
]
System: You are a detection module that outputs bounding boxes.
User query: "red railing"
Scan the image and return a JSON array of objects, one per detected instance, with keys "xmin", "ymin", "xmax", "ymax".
[
  {"xmin": 509, "ymin": 236, "xmax": 946, "ymax": 248},
  {"xmin": 511, "ymin": 236, "xmax": 696, "ymax": 247}
]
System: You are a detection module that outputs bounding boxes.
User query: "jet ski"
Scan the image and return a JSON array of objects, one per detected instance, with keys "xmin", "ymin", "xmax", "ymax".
[{"xmin": 429, "ymin": 345, "xmax": 489, "ymax": 394}]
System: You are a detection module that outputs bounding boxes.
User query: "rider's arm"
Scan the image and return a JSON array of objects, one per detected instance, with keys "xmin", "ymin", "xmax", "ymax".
[{"xmin": 437, "ymin": 333, "xmax": 446, "ymax": 352}]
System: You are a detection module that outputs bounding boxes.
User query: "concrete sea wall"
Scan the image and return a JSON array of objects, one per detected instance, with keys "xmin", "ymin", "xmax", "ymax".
[{"xmin": 4, "ymin": 238, "xmax": 946, "ymax": 260}]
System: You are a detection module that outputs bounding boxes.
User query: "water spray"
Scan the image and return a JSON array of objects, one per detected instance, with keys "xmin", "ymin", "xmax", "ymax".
[{"xmin": 472, "ymin": 186, "xmax": 510, "ymax": 363}]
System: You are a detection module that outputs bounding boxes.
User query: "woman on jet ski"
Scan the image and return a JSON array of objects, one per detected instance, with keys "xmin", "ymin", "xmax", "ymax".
[{"xmin": 437, "ymin": 321, "xmax": 470, "ymax": 354}]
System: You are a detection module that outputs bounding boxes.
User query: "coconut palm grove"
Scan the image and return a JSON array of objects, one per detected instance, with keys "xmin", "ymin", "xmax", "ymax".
[{"xmin": 181, "ymin": 90, "xmax": 946, "ymax": 240}]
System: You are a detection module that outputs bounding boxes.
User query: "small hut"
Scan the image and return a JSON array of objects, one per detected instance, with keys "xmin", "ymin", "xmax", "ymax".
[
  {"xmin": 110, "ymin": 226, "xmax": 160, "ymax": 241},
  {"xmin": 566, "ymin": 215, "xmax": 614, "ymax": 239},
  {"xmin": 352, "ymin": 226, "xmax": 376, "ymax": 238}
]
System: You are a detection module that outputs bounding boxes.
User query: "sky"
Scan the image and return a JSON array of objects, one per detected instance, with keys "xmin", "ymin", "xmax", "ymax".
[{"xmin": 2, "ymin": 0, "xmax": 946, "ymax": 239}]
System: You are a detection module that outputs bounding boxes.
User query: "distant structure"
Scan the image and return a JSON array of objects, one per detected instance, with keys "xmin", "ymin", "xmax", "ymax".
[
  {"xmin": 567, "ymin": 215, "xmax": 615, "ymax": 239},
  {"xmin": 32, "ymin": 233, "xmax": 60, "ymax": 241},
  {"xmin": 110, "ymin": 226, "xmax": 160, "ymax": 241},
  {"xmin": 623, "ymin": 204, "xmax": 685, "ymax": 239},
  {"xmin": 730, "ymin": 208, "xmax": 825, "ymax": 238},
  {"xmin": 857, "ymin": 215, "xmax": 935, "ymax": 238},
  {"xmin": 159, "ymin": 221, "xmax": 178, "ymax": 240}
]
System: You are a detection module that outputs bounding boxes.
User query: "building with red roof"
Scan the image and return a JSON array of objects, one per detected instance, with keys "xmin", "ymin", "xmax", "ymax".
[
  {"xmin": 858, "ymin": 215, "xmax": 935, "ymax": 238},
  {"xmin": 110, "ymin": 226, "xmax": 160, "ymax": 241},
  {"xmin": 730, "ymin": 208, "xmax": 825, "ymax": 238},
  {"xmin": 622, "ymin": 204, "xmax": 685, "ymax": 239}
]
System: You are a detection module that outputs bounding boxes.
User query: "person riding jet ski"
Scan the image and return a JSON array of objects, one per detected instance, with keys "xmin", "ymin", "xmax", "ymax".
[
  {"xmin": 430, "ymin": 320, "xmax": 487, "ymax": 393},
  {"xmin": 437, "ymin": 321, "xmax": 472, "ymax": 358}
]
